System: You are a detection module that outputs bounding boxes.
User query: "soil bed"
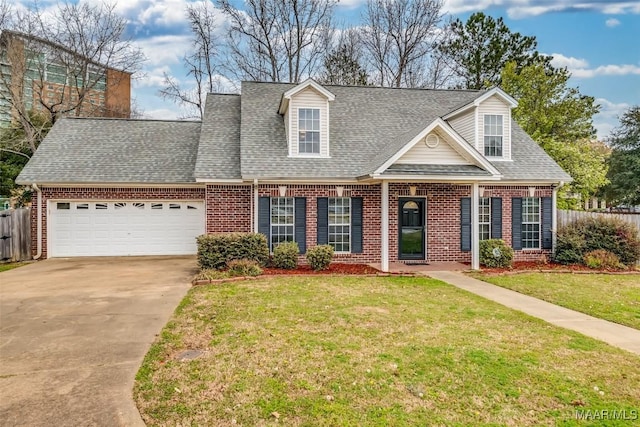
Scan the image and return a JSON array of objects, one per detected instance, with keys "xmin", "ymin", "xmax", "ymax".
[{"xmin": 262, "ymin": 263, "xmax": 378, "ymax": 275}]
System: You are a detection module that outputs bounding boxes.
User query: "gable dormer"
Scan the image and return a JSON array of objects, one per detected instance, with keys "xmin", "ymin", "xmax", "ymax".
[
  {"xmin": 278, "ymin": 79, "xmax": 335, "ymax": 158},
  {"xmin": 444, "ymin": 87, "xmax": 517, "ymax": 161}
]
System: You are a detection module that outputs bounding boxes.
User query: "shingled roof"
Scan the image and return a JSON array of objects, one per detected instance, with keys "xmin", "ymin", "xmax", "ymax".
[
  {"xmin": 17, "ymin": 118, "xmax": 201, "ymax": 184},
  {"xmin": 17, "ymin": 81, "xmax": 571, "ymax": 185}
]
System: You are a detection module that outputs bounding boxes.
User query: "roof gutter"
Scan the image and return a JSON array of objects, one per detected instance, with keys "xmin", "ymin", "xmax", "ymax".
[{"xmin": 31, "ymin": 183, "xmax": 42, "ymax": 260}]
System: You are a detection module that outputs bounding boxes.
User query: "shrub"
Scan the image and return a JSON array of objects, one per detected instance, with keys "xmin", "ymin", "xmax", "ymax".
[
  {"xmin": 306, "ymin": 245, "xmax": 334, "ymax": 271},
  {"xmin": 583, "ymin": 250, "xmax": 623, "ymax": 270},
  {"xmin": 197, "ymin": 233, "xmax": 269, "ymax": 270},
  {"xmin": 227, "ymin": 259, "xmax": 263, "ymax": 277},
  {"xmin": 272, "ymin": 241, "xmax": 299, "ymax": 269},
  {"xmin": 479, "ymin": 239, "xmax": 514, "ymax": 268},
  {"xmin": 554, "ymin": 217, "xmax": 640, "ymax": 266}
]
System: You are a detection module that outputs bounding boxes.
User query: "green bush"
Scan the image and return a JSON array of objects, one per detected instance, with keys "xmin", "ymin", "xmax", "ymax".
[
  {"xmin": 583, "ymin": 250, "xmax": 623, "ymax": 270},
  {"xmin": 306, "ymin": 245, "xmax": 334, "ymax": 271},
  {"xmin": 227, "ymin": 259, "xmax": 263, "ymax": 277},
  {"xmin": 197, "ymin": 233, "xmax": 269, "ymax": 270},
  {"xmin": 272, "ymin": 241, "xmax": 299, "ymax": 269},
  {"xmin": 479, "ymin": 239, "xmax": 514, "ymax": 268},
  {"xmin": 554, "ymin": 217, "xmax": 640, "ymax": 266}
]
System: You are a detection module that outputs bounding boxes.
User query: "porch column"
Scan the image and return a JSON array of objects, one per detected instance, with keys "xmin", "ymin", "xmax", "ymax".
[
  {"xmin": 253, "ymin": 179, "xmax": 259, "ymax": 232},
  {"xmin": 552, "ymin": 185, "xmax": 558, "ymax": 254},
  {"xmin": 381, "ymin": 181, "xmax": 389, "ymax": 272},
  {"xmin": 471, "ymin": 182, "xmax": 480, "ymax": 270}
]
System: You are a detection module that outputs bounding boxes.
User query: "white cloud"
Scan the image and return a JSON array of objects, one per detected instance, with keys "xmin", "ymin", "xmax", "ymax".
[
  {"xmin": 141, "ymin": 108, "xmax": 181, "ymax": 120},
  {"xmin": 550, "ymin": 53, "xmax": 589, "ymax": 69},
  {"xmin": 443, "ymin": 1, "xmax": 640, "ymax": 18},
  {"xmin": 605, "ymin": 18, "xmax": 621, "ymax": 27},
  {"xmin": 594, "ymin": 98, "xmax": 630, "ymax": 139},
  {"xmin": 134, "ymin": 66, "xmax": 172, "ymax": 88},
  {"xmin": 134, "ymin": 34, "xmax": 192, "ymax": 66},
  {"xmin": 336, "ymin": 0, "xmax": 367, "ymax": 9},
  {"xmin": 550, "ymin": 53, "xmax": 640, "ymax": 78}
]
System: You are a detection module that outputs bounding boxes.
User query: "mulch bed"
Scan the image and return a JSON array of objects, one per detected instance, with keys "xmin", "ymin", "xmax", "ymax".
[
  {"xmin": 262, "ymin": 263, "xmax": 379, "ymax": 275},
  {"xmin": 480, "ymin": 261, "xmax": 640, "ymax": 275}
]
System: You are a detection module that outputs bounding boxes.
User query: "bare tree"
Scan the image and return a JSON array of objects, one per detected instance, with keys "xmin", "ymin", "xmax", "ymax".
[
  {"xmin": 218, "ymin": 0, "xmax": 335, "ymax": 83},
  {"xmin": 361, "ymin": 0, "xmax": 443, "ymax": 88},
  {"xmin": 0, "ymin": 0, "xmax": 144, "ymax": 155},
  {"xmin": 159, "ymin": 2, "xmax": 225, "ymax": 119}
]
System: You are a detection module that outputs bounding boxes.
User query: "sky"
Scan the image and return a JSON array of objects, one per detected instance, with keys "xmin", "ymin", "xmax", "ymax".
[{"xmin": 13, "ymin": 0, "xmax": 640, "ymax": 139}]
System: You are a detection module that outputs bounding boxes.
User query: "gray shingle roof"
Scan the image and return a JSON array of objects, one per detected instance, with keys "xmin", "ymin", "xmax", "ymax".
[
  {"xmin": 384, "ymin": 164, "xmax": 492, "ymax": 176},
  {"xmin": 239, "ymin": 82, "xmax": 481, "ymax": 179},
  {"xmin": 16, "ymin": 118, "xmax": 201, "ymax": 184},
  {"xmin": 490, "ymin": 123, "xmax": 572, "ymax": 182},
  {"xmin": 195, "ymin": 94, "xmax": 241, "ymax": 180}
]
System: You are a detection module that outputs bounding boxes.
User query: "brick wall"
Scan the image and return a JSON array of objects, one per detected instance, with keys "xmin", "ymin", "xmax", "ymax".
[
  {"xmin": 257, "ymin": 184, "xmax": 382, "ymax": 263},
  {"xmin": 206, "ymin": 185, "xmax": 252, "ymax": 233},
  {"xmin": 31, "ymin": 186, "xmax": 205, "ymax": 258}
]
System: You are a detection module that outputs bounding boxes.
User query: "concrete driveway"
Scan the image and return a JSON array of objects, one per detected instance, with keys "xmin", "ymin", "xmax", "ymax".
[{"xmin": 0, "ymin": 257, "xmax": 197, "ymax": 427}]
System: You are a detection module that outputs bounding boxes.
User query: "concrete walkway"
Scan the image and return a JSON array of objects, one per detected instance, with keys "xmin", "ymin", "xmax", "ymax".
[
  {"xmin": 427, "ymin": 271, "xmax": 640, "ymax": 356},
  {"xmin": 0, "ymin": 257, "xmax": 196, "ymax": 427}
]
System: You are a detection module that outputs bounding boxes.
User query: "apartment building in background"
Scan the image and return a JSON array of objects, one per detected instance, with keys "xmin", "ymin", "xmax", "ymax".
[{"xmin": 0, "ymin": 30, "xmax": 131, "ymax": 126}]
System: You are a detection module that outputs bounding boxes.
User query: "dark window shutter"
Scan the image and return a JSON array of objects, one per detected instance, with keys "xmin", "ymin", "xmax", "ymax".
[
  {"xmin": 351, "ymin": 197, "xmax": 363, "ymax": 253},
  {"xmin": 258, "ymin": 197, "xmax": 271, "ymax": 244},
  {"xmin": 542, "ymin": 196, "xmax": 552, "ymax": 250},
  {"xmin": 491, "ymin": 197, "xmax": 502, "ymax": 239},
  {"xmin": 512, "ymin": 197, "xmax": 523, "ymax": 250},
  {"xmin": 460, "ymin": 198, "xmax": 471, "ymax": 252},
  {"xmin": 295, "ymin": 197, "xmax": 307, "ymax": 254},
  {"xmin": 317, "ymin": 198, "xmax": 328, "ymax": 245}
]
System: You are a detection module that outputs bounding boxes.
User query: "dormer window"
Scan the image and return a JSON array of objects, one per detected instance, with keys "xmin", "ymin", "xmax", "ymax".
[
  {"xmin": 484, "ymin": 114, "xmax": 503, "ymax": 157},
  {"xmin": 298, "ymin": 108, "xmax": 320, "ymax": 154}
]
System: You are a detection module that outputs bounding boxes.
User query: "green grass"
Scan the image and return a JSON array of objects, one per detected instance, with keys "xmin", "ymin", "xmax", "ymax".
[
  {"xmin": 134, "ymin": 276, "xmax": 640, "ymax": 426},
  {"xmin": 471, "ymin": 273, "xmax": 640, "ymax": 330},
  {"xmin": 0, "ymin": 262, "xmax": 27, "ymax": 272}
]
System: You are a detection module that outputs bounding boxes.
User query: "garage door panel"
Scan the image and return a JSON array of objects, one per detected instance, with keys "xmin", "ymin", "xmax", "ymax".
[{"xmin": 50, "ymin": 200, "xmax": 205, "ymax": 257}]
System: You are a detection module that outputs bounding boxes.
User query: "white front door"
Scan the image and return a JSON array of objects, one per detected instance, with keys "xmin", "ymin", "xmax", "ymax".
[{"xmin": 49, "ymin": 201, "xmax": 205, "ymax": 257}]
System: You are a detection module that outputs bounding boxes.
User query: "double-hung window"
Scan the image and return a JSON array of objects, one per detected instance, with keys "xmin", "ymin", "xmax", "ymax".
[
  {"xmin": 329, "ymin": 198, "xmax": 351, "ymax": 252},
  {"xmin": 478, "ymin": 197, "xmax": 491, "ymax": 241},
  {"xmin": 270, "ymin": 197, "xmax": 295, "ymax": 250},
  {"xmin": 484, "ymin": 115, "xmax": 503, "ymax": 157},
  {"xmin": 298, "ymin": 108, "xmax": 320, "ymax": 154},
  {"xmin": 521, "ymin": 197, "xmax": 541, "ymax": 249}
]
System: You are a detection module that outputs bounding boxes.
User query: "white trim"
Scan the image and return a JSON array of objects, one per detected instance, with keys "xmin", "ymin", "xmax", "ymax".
[
  {"xmin": 196, "ymin": 178, "xmax": 244, "ymax": 184},
  {"xmin": 474, "ymin": 107, "xmax": 479, "ymax": 150},
  {"xmin": 278, "ymin": 78, "xmax": 335, "ymax": 114},
  {"xmin": 552, "ymin": 186, "xmax": 558, "ymax": 254},
  {"xmin": 381, "ymin": 181, "xmax": 389, "ymax": 272},
  {"xmin": 373, "ymin": 118, "xmax": 501, "ymax": 177},
  {"xmin": 372, "ymin": 174, "xmax": 501, "ymax": 182},
  {"xmin": 443, "ymin": 87, "xmax": 518, "ymax": 120},
  {"xmin": 471, "ymin": 183, "xmax": 480, "ymax": 270},
  {"xmin": 253, "ymin": 179, "xmax": 259, "ymax": 233},
  {"xmin": 326, "ymin": 98, "xmax": 331, "ymax": 157}
]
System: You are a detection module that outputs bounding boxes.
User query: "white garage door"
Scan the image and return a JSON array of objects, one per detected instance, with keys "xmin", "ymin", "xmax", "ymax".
[{"xmin": 49, "ymin": 201, "xmax": 205, "ymax": 257}]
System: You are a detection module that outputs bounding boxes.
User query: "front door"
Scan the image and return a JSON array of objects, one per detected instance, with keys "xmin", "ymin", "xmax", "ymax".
[{"xmin": 398, "ymin": 198, "xmax": 425, "ymax": 260}]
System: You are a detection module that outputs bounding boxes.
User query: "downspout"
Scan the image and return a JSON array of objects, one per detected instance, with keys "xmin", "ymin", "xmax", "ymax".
[
  {"xmin": 551, "ymin": 182, "xmax": 563, "ymax": 256},
  {"xmin": 31, "ymin": 183, "xmax": 42, "ymax": 260},
  {"xmin": 253, "ymin": 179, "xmax": 259, "ymax": 233}
]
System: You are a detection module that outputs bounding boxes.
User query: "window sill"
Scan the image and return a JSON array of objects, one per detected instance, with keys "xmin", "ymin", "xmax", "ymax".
[
  {"xmin": 485, "ymin": 157, "xmax": 512, "ymax": 161},
  {"xmin": 288, "ymin": 154, "xmax": 331, "ymax": 159}
]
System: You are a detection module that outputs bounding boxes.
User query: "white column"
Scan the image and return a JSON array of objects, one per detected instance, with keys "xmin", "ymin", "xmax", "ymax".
[
  {"xmin": 552, "ymin": 185, "xmax": 558, "ymax": 253},
  {"xmin": 471, "ymin": 182, "xmax": 480, "ymax": 270},
  {"xmin": 381, "ymin": 181, "xmax": 389, "ymax": 272},
  {"xmin": 253, "ymin": 179, "xmax": 259, "ymax": 232}
]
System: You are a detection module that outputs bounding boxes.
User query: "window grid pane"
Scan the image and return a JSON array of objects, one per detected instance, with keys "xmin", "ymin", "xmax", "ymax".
[
  {"xmin": 271, "ymin": 197, "xmax": 295, "ymax": 250},
  {"xmin": 299, "ymin": 108, "xmax": 320, "ymax": 154},
  {"xmin": 479, "ymin": 197, "xmax": 491, "ymax": 241},
  {"xmin": 329, "ymin": 197, "xmax": 350, "ymax": 252},
  {"xmin": 521, "ymin": 197, "xmax": 540, "ymax": 249},
  {"xmin": 484, "ymin": 115, "xmax": 503, "ymax": 157}
]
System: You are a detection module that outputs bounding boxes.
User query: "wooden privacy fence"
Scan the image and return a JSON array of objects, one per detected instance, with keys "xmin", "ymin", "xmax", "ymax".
[
  {"xmin": 558, "ymin": 210, "xmax": 640, "ymax": 234},
  {"xmin": 0, "ymin": 208, "xmax": 31, "ymax": 262}
]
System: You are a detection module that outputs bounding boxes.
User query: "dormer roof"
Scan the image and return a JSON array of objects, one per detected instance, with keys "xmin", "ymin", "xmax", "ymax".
[
  {"xmin": 442, "ymin": 87, "xmax": 518, "ymax": 120},
  {"xmin": 278, "ymin": 78, "xmax": 335, "ymax": 115}
]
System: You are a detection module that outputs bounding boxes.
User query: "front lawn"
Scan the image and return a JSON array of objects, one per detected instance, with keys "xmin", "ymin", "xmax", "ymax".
[
  {"xmin": 472, "ymin": 273, "xmax": 640, "ymax": 330},
  {"xmin": 135, "ymin": 276, "xmax": 640, "ymax": 426}
]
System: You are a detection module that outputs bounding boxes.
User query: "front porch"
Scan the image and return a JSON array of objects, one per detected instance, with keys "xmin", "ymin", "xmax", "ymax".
[{"xmin": 369, "ymin": 261, "xmax": 470, "ymax": 274}]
